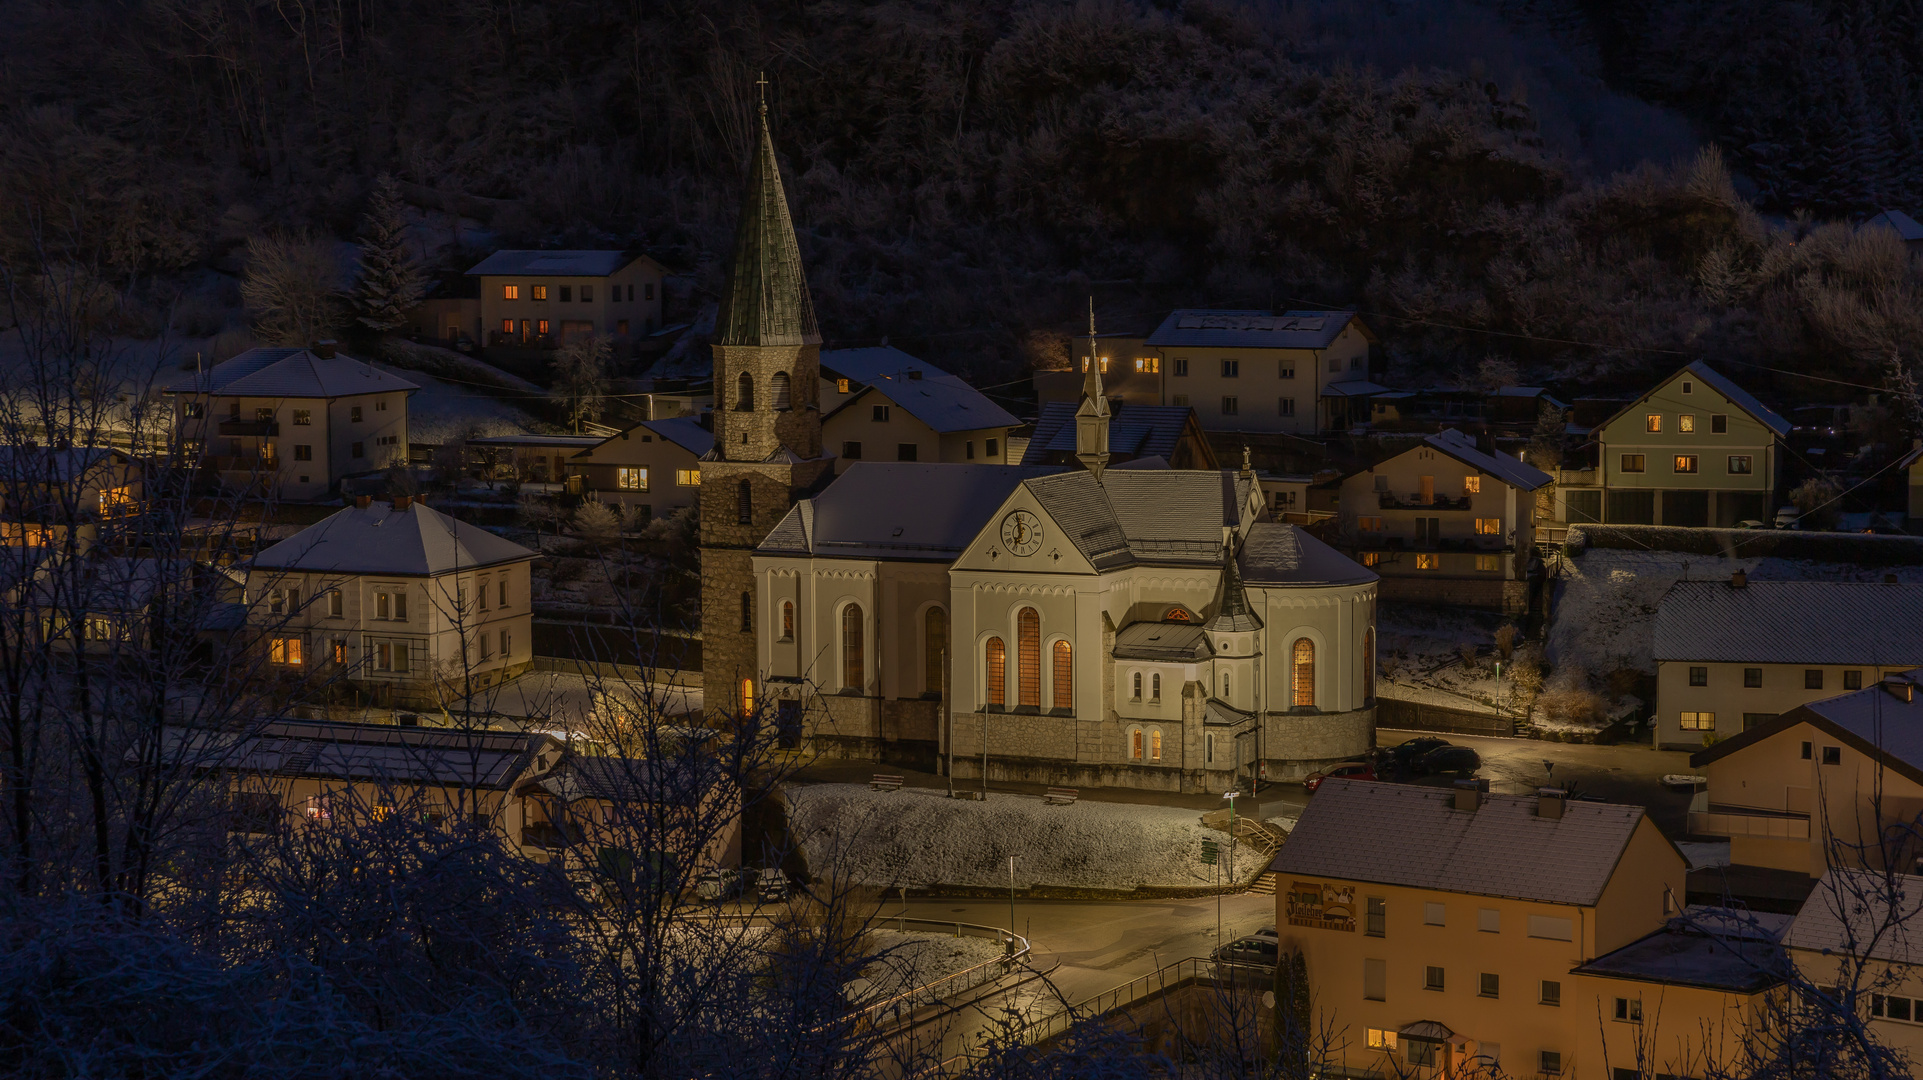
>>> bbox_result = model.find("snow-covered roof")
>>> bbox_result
[1146,309,1365,350]
[179,719,551,790]
[639,416,715,456]
[250,500,538,576]
[467,434,605,449]
[819,346,950,385]
[1240,521,1378,587]
[1272,779,1656,906]
[1573,920,1786,993]
[164,347,419,398]
[525,754,715,806]
[1784,868,1923,963]
[1320,380,1392,398]
[1022,469,1240,571]
[1112,621,1213,662]
[827,374,1019,434]
[1022,402,1199,463]
[1601,362,1789,438]
[1692,674,1923,781]
[1868,209,1923,243]
[465,250,655,277]
[1420,428,1554,491]
[758,463,1063,561]
[1653,580,1923,664]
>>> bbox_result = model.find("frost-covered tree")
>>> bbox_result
[241,232,340,346]
[551,334,611,432]
[350,175,428,333]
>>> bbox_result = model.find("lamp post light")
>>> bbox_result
[1223,790,1243,888]
[1007,855,1018,957]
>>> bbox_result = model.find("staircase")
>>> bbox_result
[1247,871,1280,896]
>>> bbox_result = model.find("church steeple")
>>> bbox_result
[1074,297,1111,481]
[715,83,820,348]
[1203,535,1261,633]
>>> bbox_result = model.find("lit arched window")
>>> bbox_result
[1017,608,1041,707]
[736,371,755,410]
[772,370,792,411]
[841,604,864,690]
[781,600,794,641]
[1130,727,1144,760]
[1150,728,1162,762]
[1293,638,1316,708]
[739,591,752,633]
[1052,640,1072,709]
[1363,627,1375,702]
[737,479,752,525]
[739,677,754,716]
[924,607,947,696]
[986,637,1006,706]
[1151,672,1161,701]
[1131,671,1142,700]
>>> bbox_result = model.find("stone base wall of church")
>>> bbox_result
[1258,707,1375,781]
[946,755,1203,794]
[946,710,1082,765]
[798,693,942,770]
[1376,575,1528,614]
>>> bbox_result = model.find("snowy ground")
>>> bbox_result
[373,362,540,445]
[850,929,1008,1005]
[1676,841,1732,871]
[785,784,1247,891]
[1375,604,1517,711]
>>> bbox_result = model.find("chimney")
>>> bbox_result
[355,495,371,509]
[1452,778,1487,812]
[1537,788,1567,820]
[1886,574,1899,585]
[1885,675,1916,704]
[314,339,337,359]
[1729,570,1747,588]
[392,495,412,512]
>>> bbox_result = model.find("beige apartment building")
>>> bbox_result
[1334,428,1551,612]
[246,496,539,706]
[468,250,667,345]
[570,415,714,520]
[1785,868,1923,1062]
[1594,361,1789,527]
[1272,779,1695,1079]
[1689,673,1923,876]
[1652,577,1923,747]
[165,345,415,501]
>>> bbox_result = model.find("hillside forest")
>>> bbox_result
[3,0,1923,404]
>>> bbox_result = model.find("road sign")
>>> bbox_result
[1201,839,1219,865]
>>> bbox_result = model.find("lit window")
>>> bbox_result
[501,319,514,334]
[270,637,303,666]
[98,487,134,516]
[1416,553,1440,570]
[292,409,311,425]
[1358,516,1384,532]
[1645,414,1662,432]
[1052,640,1072,709]
[841,605,865,690]
[740,677,754,716]
[986,637,1007,706]
[675,469,701,486]
[617,467,649,491]
[1292,638,1315,707]
[781,601,795,642]
[537,319,550,335]
[1679,711,1715,731]
[1361,551,1381,567]
[531,285,547,301]
[1017,608,1041,706]
[1366,1029,1398,1052]
[1463,476,1481,494]
[1475,518,1502,536]
[837,378,851,393]
[503,285,519,300]
[1674,455,1699,473]
[1679,414,1696,433]
[1149,728,1162,762]
[1475,554,1500,571]
[1130,727,1143,760]
[1135,357,1160,373]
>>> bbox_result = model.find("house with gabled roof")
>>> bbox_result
[245,495,539,706]
[1689,671,1923,876]
[467,249,667,344]
[1273,778,1689,1080]
[1593,361,1790,527]
[821,367,1020,470]
[1145,309,1382,434]
[1334,428,1552,612]
[1653,576,1923,748]
[569,415,716,519]
[164,343,417,501]
[1783,867,1923,1061]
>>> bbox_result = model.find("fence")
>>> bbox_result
[1376,696,1514,737]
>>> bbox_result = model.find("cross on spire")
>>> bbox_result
[756,71,769,116]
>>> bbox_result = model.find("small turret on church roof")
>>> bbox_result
[1203,535,1262,633]
[714,89,820,348]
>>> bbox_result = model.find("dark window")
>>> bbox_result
[1541,1051,1563,1075]
[1894,997,1914,1022]
[1222,359,1239,377]
[1845,670,1863,690]
[645,283,654,300]
[1540,980,1561,1006]
[293,445,312,461]
[1744,667,1763,688]
[771,371,792,411]
[986,438,999,458]
[966,441,975,460]
[1174,357,1189,376]
[842,441,862,460]
[736,372,754,411]
[581,285,593,302]
[1405,1041,1438,1068]
[872,405,890,422]
[1221,395,1239,415]
[775,699,802,749]
[1711,414,1728,433]
[1801,741,1813,760]
[1805,669,1824,690]
[1278,397,1296,416]
[1823,746,1842,765]
[1743,713,1777,730]
[1615,997,1642,1022]
[736,479,752,525]
[351,406,363,423]
[1479,973,1499,998]
[351,442,364,458]
[1689,666,1708,686]
[1728,455,1753,474]
[1620,453,1646,473]
[897,443,918,462]
[1424,966,1444,991]
[1366,897,1386,937]
[559,285,572,302]
[739,592,752,633]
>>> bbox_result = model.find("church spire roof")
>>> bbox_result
[1203,534,1262,633]
[715,82,821,347]
[1074,296,1111,481]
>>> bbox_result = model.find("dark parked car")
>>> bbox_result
[1304,761,1377,792]
[1372,737,1451,779]
[1415,745,1482,779]
[1212,935,1281,970]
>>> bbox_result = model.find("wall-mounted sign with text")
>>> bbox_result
[1287,880,1357,932]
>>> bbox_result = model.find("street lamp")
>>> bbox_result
[1223,790,1243,888]
[1006,855,1018,958]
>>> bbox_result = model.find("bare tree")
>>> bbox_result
[240,233,340,347]
[551,335,611,433]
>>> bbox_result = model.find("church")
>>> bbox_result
[700,99,1379,793]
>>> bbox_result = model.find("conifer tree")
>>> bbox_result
[350,174,428,332]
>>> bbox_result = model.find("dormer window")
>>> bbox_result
[1165,608,1191,622]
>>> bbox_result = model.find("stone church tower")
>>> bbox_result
[700,97,833,716]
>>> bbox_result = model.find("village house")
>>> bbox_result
[465,433,606,486]
[1591,362,1789,527]
[510,752,741,876]
[1033,333,1165,410]
[1783,868,1923,1062]
[0,446,141,550]
[821,366,1019,470]
[468,250,667,345]
[164,344,416,501]
[1334,428,1552,612]
[1272,779,1691,1079]
[1652,576,1923,748]
[245,496,539,707]
[1146,309,1382,434]
[1688,671,1923,877]
[569,415,714,520]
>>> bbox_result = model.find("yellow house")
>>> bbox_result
[1593,362,1788,527]
[510,752,742,877]
[1783,868,1923,1064]
[1688,672,1923,877]
[1271,779,1687,1078]
[569,416,714,520]
[1652,576,1923,748]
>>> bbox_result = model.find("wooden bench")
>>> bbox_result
[1043,786,1079,806]
[870,774,905,792]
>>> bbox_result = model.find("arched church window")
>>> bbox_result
[737,479,752,525]
[1151,672,1161,701]
[740,677,754,716]
[1130,727,1144,760]
[1363,627,1375,702]
[1150,728,1162,762]
[986,637,1006,706]
[924,607,947,696]
[1165,608,1191,622]
[1017,608,1041,707]
[736,371,755,411]
[780,600,794,641]
[1221,671,1231,699]
[841,604,865,691]
[1131,671,1142,701]
[1052,640,1072,709]
[772,371,792,411]
[1292,638,1316,708]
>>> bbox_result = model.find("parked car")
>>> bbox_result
[1304,761,1377,791]
[1774,506,1802,529]
[755,868,792,904]
[694,868,742,901]
[1414,745,1482,779]
[1212,935,1281,970]
[1372,737,1451,779]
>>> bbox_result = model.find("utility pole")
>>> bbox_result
[943,646,953,798]
[1007,856,1018,956]
[1224,790,1241,889]
[982,710,989,798]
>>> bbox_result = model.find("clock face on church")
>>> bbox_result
[1000,510,1043,556]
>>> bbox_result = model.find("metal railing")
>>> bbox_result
[1015,956,1216,1045]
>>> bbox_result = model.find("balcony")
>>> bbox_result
[206,456,279,472]
[520,821,577,850]
[1688,802,1810,841]
[1379,492,1472,511]
[218,419,279,437]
